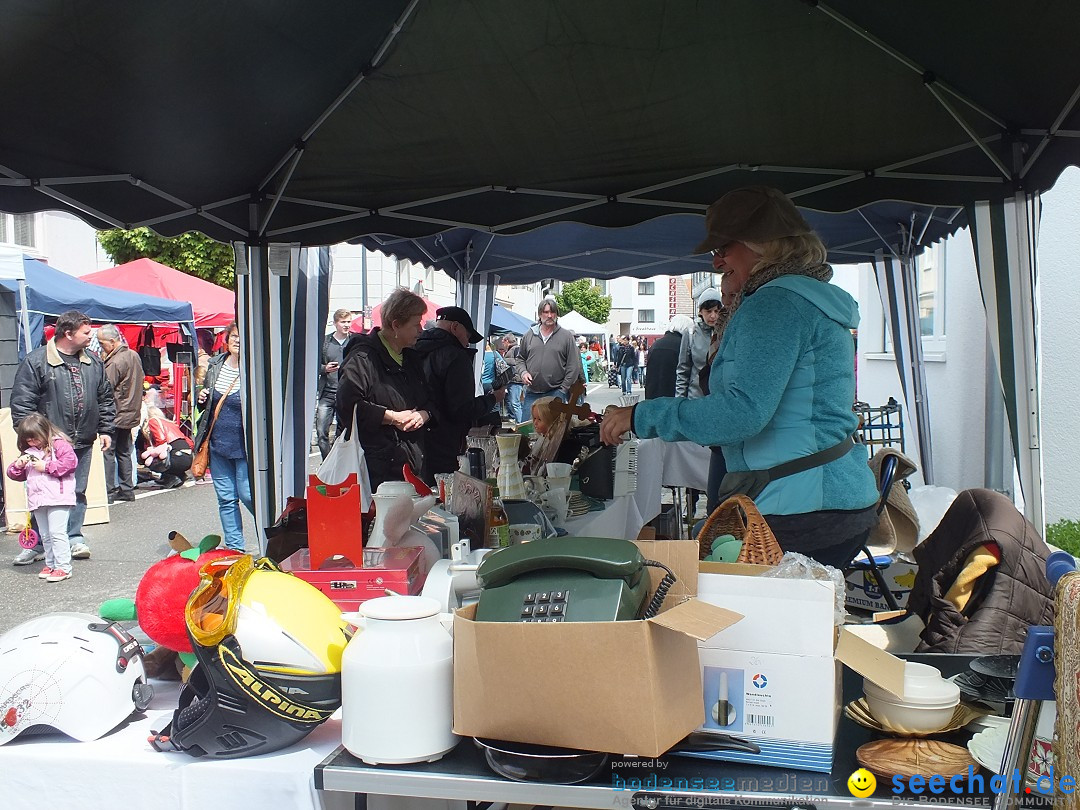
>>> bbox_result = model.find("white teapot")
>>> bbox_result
[340,596,458,764]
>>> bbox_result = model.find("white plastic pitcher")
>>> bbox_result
[340,596,459,765]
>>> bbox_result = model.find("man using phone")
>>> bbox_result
[316,309,354,458]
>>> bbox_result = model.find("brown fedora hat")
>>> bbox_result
[693,186,813,254]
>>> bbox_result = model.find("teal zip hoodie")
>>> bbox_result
[633,275,878,515]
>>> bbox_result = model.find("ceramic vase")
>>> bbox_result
[495,433,528,499]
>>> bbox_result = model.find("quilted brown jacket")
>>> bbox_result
[907,488,1054,654]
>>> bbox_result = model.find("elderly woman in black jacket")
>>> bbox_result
[336,288,432,492]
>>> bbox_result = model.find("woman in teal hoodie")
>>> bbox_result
[601,187,879,567]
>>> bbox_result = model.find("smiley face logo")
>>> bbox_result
[847,768,877,797]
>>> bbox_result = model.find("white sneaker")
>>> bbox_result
[70,543,91,560]
[13,548,45,565]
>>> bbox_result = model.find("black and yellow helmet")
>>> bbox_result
[151,556,349,759]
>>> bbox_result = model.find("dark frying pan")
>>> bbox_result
[473,737,609,784]
[475,731,762,784]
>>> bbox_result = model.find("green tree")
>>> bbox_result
[554,279,611,325]
[96,228,236,288]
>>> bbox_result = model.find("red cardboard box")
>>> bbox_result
[280,546,426,612]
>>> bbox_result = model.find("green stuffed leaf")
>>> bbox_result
[197,534,223,555]
[100,598,137,621]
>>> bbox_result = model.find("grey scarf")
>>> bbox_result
[742,259,833,297]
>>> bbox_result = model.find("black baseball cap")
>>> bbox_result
[436,306,483,344]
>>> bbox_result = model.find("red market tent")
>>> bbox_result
[370,297,441,329]
[84,258,235,329]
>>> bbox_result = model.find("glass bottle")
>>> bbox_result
[486,482,510,548]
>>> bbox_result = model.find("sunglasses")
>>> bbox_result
[186,554,277,647]
[710,243,732,258]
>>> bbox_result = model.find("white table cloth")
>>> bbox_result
[0,679,350,810]
[655,439,712,490]
[560,438,710,539]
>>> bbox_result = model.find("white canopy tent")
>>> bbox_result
[558,310,607,337]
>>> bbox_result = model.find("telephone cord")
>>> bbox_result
[642,560,677,619]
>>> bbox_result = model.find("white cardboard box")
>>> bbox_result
[696,562,904,773]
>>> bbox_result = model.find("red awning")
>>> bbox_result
[83,258,235,329]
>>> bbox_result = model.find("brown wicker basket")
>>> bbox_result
[695,494,784,566]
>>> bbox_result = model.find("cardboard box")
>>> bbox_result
[695,562,905,772]
[844,557,918,612]
[453,540,743,757]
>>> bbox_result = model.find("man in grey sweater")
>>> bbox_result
[518,298,583,417]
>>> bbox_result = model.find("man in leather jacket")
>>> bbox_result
[10,310,116,563]
[413,306,498,479]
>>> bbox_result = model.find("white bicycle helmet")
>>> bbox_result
[0,612,153,744]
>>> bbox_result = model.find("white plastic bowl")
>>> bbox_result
[863,662,960,734]
[863,693,958,734]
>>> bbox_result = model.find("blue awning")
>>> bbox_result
[0,255,195,351]
[489,303,534,335]
[354,205,965,283]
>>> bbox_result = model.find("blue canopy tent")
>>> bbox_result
[489,303,534,336]
[357,204,965,482]
[0,256,196,355]
[356,206,965,282]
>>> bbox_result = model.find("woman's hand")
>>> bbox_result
[384,409,427,431]
[399,409,428,432]
[599,405,634,445]
[197,388,209,406]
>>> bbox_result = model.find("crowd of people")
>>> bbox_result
[332,295,590,492]
[6,311,251,575]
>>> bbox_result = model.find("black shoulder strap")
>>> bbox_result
[765,434,857,482]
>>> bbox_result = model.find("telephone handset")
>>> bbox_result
[474,537,673,623]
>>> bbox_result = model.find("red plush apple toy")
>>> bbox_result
[135,534,239,653]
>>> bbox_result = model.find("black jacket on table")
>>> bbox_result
[413,327,496,478]
[335,328,429,491]
[10,339,116,449]
[644,330,682,400]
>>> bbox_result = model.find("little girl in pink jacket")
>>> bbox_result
[7,412,78,582]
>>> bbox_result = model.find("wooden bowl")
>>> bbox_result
[856,738,979,779]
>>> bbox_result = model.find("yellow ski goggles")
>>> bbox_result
[186,555,281,647]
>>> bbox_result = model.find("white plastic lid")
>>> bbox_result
[359,595,441,621]
[864,662,960,706]
[374,481,417,497]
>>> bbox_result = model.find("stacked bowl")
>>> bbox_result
[864,662,961,735]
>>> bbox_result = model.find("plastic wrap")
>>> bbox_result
[759,551,847,626]
[907,484,958,542]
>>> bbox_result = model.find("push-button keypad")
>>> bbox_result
[520,590,570,621]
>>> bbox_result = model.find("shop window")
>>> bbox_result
[883,243,946,355]
[0,213,37,249]
[637,309,655,323]
[637,281,655,295]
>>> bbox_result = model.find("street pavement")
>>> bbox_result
[0,376,643,635]
[0,478,257,635]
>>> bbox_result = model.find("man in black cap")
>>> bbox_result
[414,306,500,479]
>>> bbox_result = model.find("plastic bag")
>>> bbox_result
[760,551,848,626]
[316,412,373,511]
[907,484,959,543]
